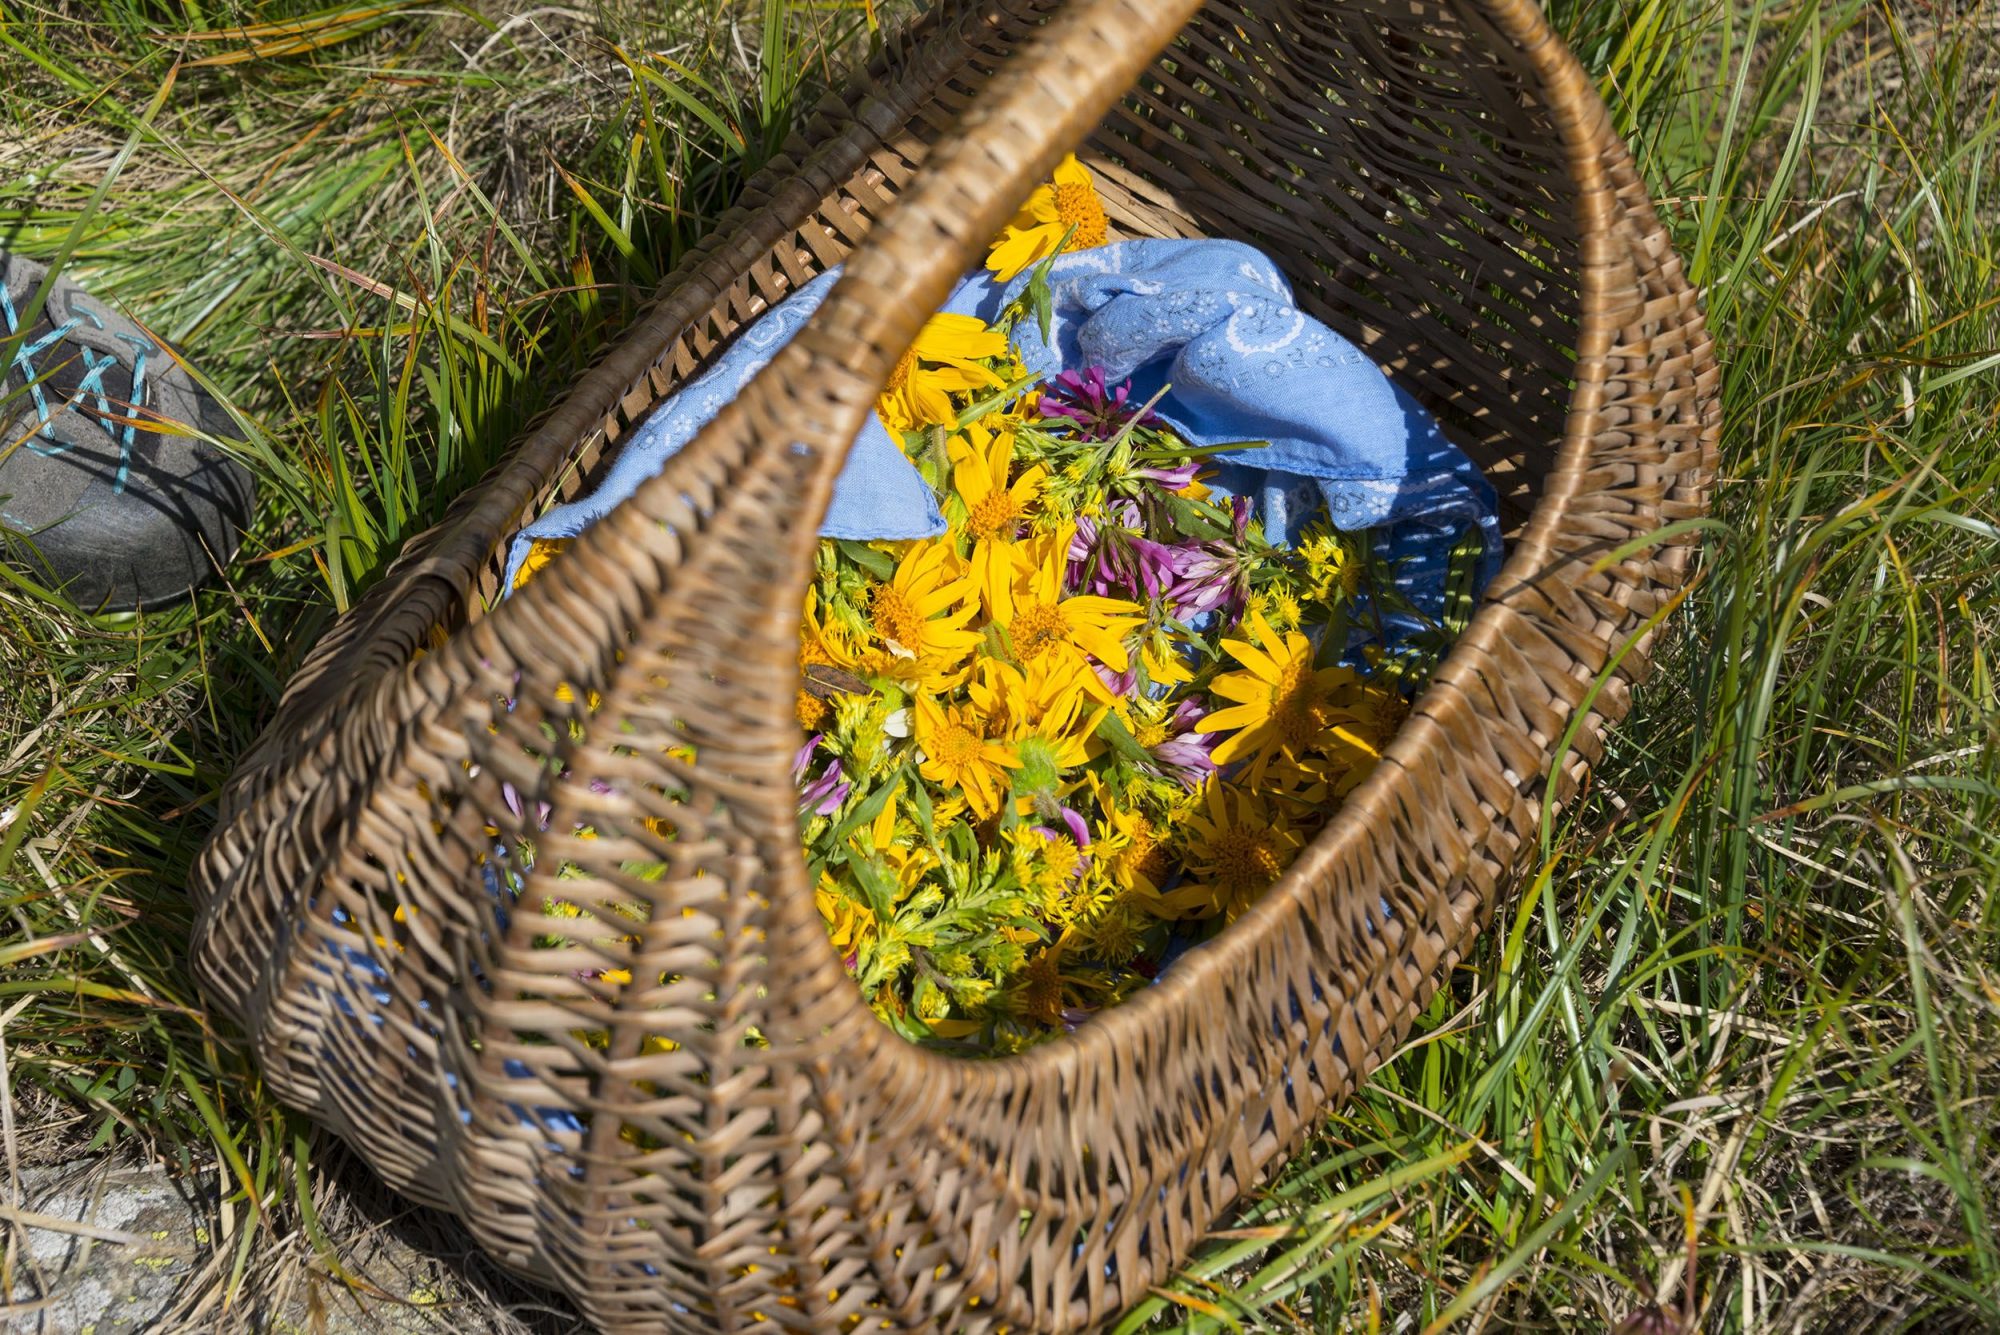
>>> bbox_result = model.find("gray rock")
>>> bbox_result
[3,1161,209,1334]
[4,1157,568,1333]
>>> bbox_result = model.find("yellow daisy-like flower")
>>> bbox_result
[1098,804,1171,898]
[512,537,569,590]
[816,870,876,956]
[864,539,983,691]
[949,420,1047,616]
[1315,679,1408,791]
[1006,944,1070,1027]
[913,696,1020,820]
[1196,609,1373,782]
[797,590,862,730]
[1161,783,1304,922]
[969,655,1101,759]
[998,526,1143,705]
[986,154,1109,282]
[877,313,1009,434]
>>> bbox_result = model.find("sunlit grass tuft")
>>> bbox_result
[1130,1,2000,1328]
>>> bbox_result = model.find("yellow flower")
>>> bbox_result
[1162,783,1303,922]
[864,539,983,691]
[949,421,1046,616]
[1299,523,1363,602]
[1197,609,1372,782]
[1074,892,1151,966]
[797,591,863,729]
[997,526,1143,704]
[859,782,937,898]
[877,313,1009,434]
[969,655,1101,757]
[913,696,1020,819]
[1005,824,1087,920]
[1094,799,1172,898]
[1007,945,1070,1027]
[986,154,1109,282]
[512,537,569,589]
[1311,680,1408,793]
[817,870,876,956]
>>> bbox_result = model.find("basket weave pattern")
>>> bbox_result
[190,0,1718,1328]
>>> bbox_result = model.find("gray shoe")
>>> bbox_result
[0,254,254,612]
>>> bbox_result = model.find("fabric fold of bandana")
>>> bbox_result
[503,239,1501,629]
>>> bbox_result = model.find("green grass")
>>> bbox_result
[2,0,1996,1329]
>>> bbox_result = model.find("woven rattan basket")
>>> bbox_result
[190,0,1717,1327]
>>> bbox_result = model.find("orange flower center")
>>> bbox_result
[967,490,1024,543]
[1271,657,1333,752]
[1359,692,1410,752]
[1114,816,1168,885]
[886,347,918,394]
[796,690,828,730]
[1208,827,1285,896]
[1054,181,1108,249]
[870,583,925,649]
[1016,950,1065,1025]
[1010,601,1068,659]
[930,719,984,768]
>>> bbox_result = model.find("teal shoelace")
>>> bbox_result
[1,280,153,494]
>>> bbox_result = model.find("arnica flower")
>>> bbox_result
[986,154,1110,282]
[914,695,1019,819]
[1041,366,1153,443]
[792,734,850,817]
[998,526,1145,705]
[877,313,1010,434]
[798,592,861,730]
[950,421,1046,616]
[816,870,874,966]
[1007,945,1070,1027]
[1162,783,1304,922]
[969,656,1101,760]
[1092,795,1173,898]
[1067,498,1179,601]
[1163,496,1254,624]
[865,539,983,691]
[1198,608,1373,783]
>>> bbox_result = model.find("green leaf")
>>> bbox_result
[836,539,897,581]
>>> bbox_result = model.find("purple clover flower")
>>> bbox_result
[1163,496,1254,625]
[1041,366,1154,442]
[1146,698,1221,789]
[500,780,553,831]
[792,734,851,817]
[1129,458,1203,492]
[1067,499,1181,601]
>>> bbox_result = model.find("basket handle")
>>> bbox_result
[645,0,1208,547]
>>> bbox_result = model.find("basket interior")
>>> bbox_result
[466,0,1580,615]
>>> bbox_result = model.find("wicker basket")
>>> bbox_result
[190,0,1716,1328]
